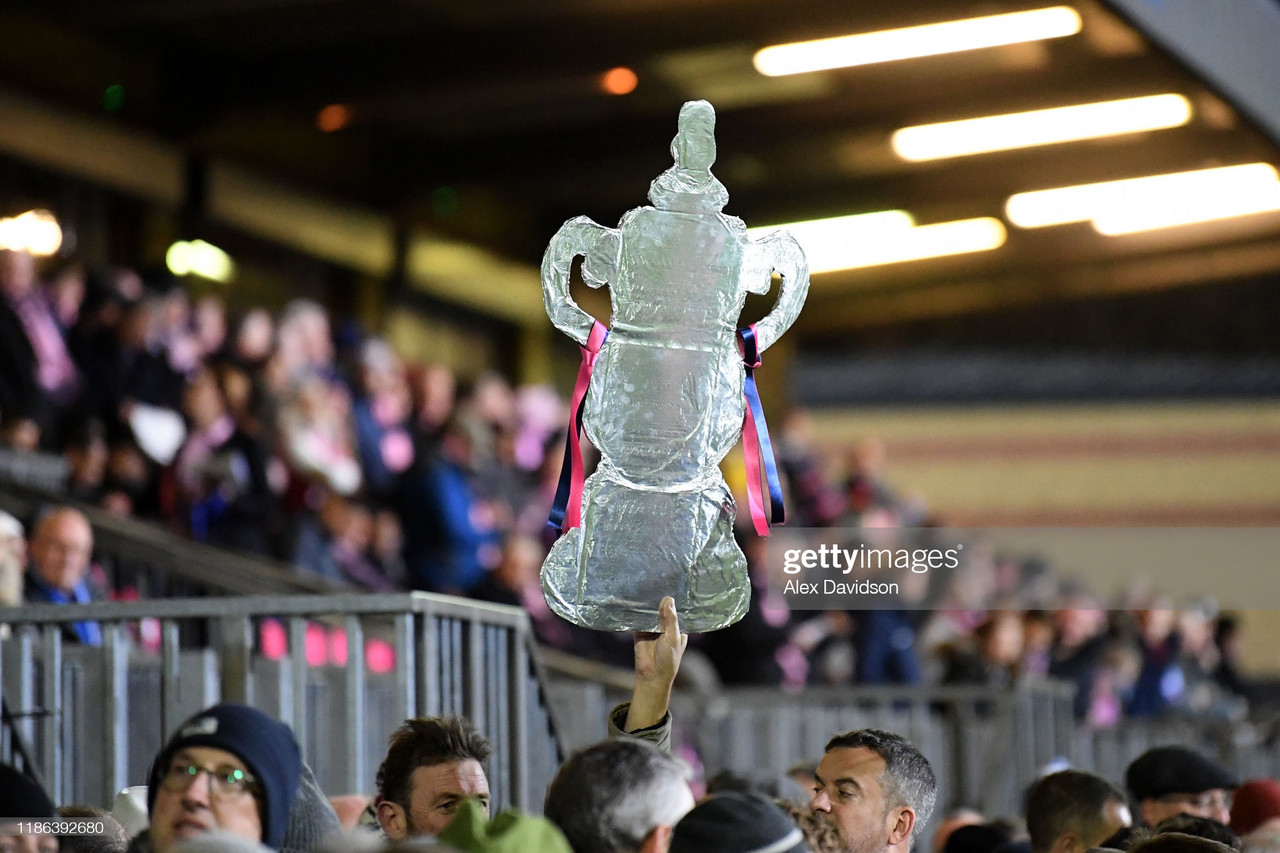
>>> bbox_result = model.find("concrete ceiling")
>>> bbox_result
[2,0,1279,354]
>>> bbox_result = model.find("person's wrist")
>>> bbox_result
[624,687,671,730]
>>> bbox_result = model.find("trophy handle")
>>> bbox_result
[541,215,619,345]
[749,229,810,354]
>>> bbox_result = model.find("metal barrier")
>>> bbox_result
[0,483,342,598]
[677,680,1077,821]
[0,594,565,811]
[1078,715,1280,793]
[0,449,68,495]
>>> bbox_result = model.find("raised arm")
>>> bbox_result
[625,596,687,732]
[608,596,687,750]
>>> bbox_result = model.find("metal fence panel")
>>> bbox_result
[0,593,563,810]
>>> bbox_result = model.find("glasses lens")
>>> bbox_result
[162,763,255,797]
[212,766,257,797]
[163,763,197,790]
[214,767,244,794]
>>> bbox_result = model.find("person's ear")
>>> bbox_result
[376,799,407,841]
[887,805,916,849]
[1051,831,1084,853]
[639,824,673,853]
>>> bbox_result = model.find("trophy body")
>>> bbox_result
[540,101,809,632]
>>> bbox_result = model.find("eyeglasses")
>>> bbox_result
[1157,791,1233,811]
[161,762,261,799]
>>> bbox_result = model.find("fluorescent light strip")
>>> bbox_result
[1095,179,1280,234]
[754,6,1082,76]
[750,212,1006,272]
[892,94,1193,162]
[1007,164,1280,228]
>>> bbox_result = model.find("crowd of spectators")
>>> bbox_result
[0,247,1255,726]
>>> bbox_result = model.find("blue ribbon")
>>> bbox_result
[546,390,588,538]
[546,328,608,540]
[739,326,786,526]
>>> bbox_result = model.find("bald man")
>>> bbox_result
[23,507,103,645]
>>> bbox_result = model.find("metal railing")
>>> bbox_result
[1078,714,1280,793]
[0,486,343,599]
[677,679,1077,820]
[539,651,1078,820]
[0,594,565,810]
[0,449,68,496]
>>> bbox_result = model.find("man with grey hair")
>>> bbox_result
[542,595,692,852]
[543,737,695,853]
[811,728,937,853]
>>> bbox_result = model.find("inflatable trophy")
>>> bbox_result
[541,100,809,632]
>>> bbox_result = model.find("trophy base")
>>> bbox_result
[540,477,750,633]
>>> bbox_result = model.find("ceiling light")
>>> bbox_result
[891,94,1192,162]
[749,211,1006,272]
[1006,163,1280,228]
[1094,175,1280,234]
[600,67,638,96]
[753,6,1082,76]
[316,104,352,133]
[167,239,235,283]
[0,210,63,256]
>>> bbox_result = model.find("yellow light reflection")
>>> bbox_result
[892,94,1192,162]
[1004,163,1280,234]
[754,6,1082,76]
[750,212,1006,272]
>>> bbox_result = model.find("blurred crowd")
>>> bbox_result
[0,248,1254,725]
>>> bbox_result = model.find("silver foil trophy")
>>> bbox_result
[541,100,809,632]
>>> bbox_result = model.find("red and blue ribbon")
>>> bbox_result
[547,321,609,538]
[739,324,785,536]
[547,321,784,540]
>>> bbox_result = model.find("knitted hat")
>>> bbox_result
[0,763,56,818]
[670,791,807,853]
[436,800,571,853]
[147,704,302,850]
[1230,779,1280,835]
[279,763,341,853]
[1126,748,1237,801]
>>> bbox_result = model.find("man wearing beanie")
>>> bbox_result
[1125,747,1237,827]
[670,791,808,853]
[129,703,303,853]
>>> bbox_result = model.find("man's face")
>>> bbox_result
[379,759,490,839]
[30,511,93,593]
[1139,789,1232,827]
[149,747,263,853]
[812,746,906,853]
